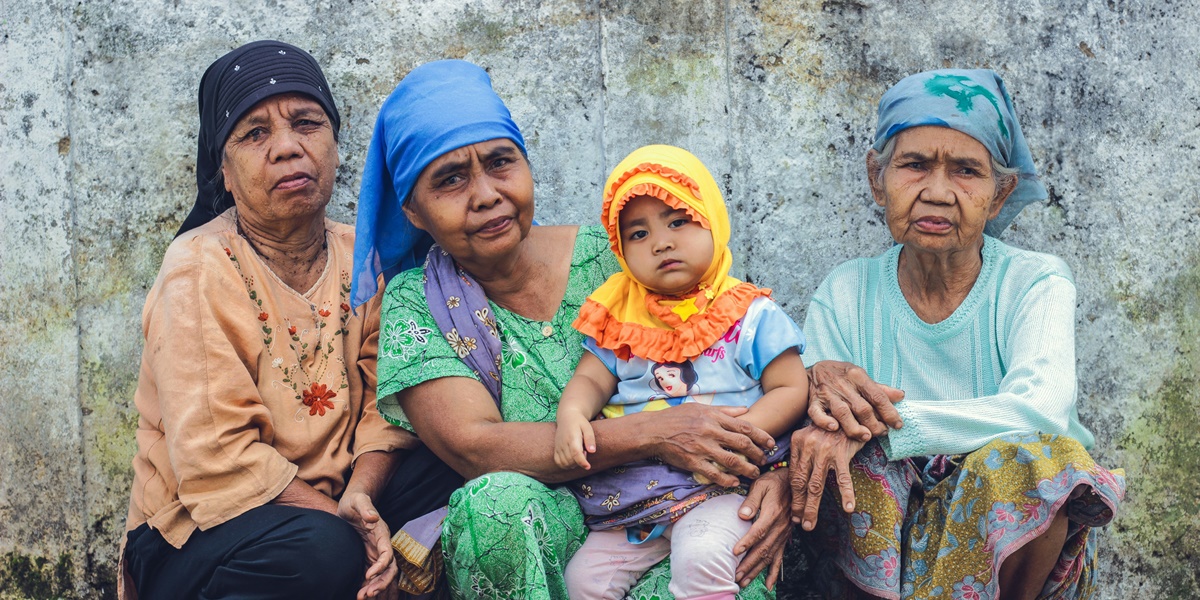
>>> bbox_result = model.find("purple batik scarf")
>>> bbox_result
[393,245,503,585]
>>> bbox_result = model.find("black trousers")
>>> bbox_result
[126,446,465,600]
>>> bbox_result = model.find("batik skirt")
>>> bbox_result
[809,433,1124,599]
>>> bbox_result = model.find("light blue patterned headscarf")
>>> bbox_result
[350,60,526,308]
[873,69,1047,237]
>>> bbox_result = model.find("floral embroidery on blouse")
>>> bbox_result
[226,248,351,419]
[380,318,434,362]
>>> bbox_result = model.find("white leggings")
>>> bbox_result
[564,493,750,600]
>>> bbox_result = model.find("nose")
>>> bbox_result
[920,166,955,205]
[468,170,503,212]
[652,232,675,254]
[268,127,305,163]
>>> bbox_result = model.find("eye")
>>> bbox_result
[241,127,267,142]
[294,118,323,131]
[626,229,648,241]
[489,156,513,170]
[957,166,981,176]
[901,161,925,170]
[436,174,464,188]
[668,218,690,228]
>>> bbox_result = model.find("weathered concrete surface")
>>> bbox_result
[1,0,1197,597]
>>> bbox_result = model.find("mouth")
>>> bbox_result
[274,171,314,191]
[913,216,953,233]
[475,215,514,235]
[657,258,683,270]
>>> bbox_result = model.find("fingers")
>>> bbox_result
[807,400,841,432]
[581,422,596,454]
[691,456,741,489]
[765,549,784,591]
[711,414,772,465]
[827,396,873,441]
[833,450,857,513]
[363,528,393,581]
[847,367,905,430]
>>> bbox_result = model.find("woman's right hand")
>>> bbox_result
[647,403,776,488]
[807,360,905,441]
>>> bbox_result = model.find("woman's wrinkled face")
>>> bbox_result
[403,138,534,267]
[618,195,714,296]
[221,93,338,226]
[870,126,1011,255]
[654,366,686,396]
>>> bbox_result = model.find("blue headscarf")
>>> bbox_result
[873,69,1047,237]
[350,60,526,308]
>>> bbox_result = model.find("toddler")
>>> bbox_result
[557,145,809,600]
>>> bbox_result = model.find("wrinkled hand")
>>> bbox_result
[807,361,905,441]
[554,411,597,470]
[651,403,776,488]
[338,492,398,600]
[733,468,792,590]
[789,426,867,532]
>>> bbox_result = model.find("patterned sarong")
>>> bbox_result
[810,434,1124,599]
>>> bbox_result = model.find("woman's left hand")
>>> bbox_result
[732,468,792,590]
[338,492,399,600]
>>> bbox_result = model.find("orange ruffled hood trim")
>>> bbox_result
[575,144,770,361]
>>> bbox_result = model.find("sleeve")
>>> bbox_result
[801,278,859,362]
[350,288,421,458]
[736,298,807,379]
[146,260,297,531]
[375,268,477,432]
[583,337,620,376]
[880,274,1087,459]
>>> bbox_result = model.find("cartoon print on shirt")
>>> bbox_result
[649,360,714,405]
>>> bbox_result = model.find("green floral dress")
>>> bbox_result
[377,225,771,600]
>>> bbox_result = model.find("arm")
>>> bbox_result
[338,451,403,600]
[396,377,774,487]
[554,352,618,470]
[738,348,808,438]
[880,274,1087,459]
[803,293,905,441]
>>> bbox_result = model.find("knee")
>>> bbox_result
[447,471,550,518]
[285,511,365,595]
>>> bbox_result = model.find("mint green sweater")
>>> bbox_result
[803,236,1095,460]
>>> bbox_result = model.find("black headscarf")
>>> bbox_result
[176,40,341,237]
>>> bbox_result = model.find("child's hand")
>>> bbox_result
[554,410,596,470]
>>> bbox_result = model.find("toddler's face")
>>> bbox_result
[618,195,714,296]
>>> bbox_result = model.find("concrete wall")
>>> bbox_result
[2,0,1196,597]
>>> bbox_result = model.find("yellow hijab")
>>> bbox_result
[573,145,770,363]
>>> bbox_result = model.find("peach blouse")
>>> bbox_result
[125,209,417,549]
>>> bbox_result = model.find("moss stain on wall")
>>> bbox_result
[1113,256,1200,596]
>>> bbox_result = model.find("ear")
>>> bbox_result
[401,195,428,232]
[866,149,887,207]
[989,175,1018,220]
[221,153,233,193]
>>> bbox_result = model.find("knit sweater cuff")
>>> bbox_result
[880,401,924,460]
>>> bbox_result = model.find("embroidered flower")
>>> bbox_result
[579,483,593,499]
[288,325,298,336]
[445,328,478,358]
[646,480,659,490]
[271,357,284,369]
[318,308,331,317]
[258,312,269,321]
[446,296,461,309]
[601,492,621,511]
[223,247,231,256]
[340,302,350,313]
[302,383,337,416]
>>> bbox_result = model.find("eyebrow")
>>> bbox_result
[622,206,686,230]
[895,151,987,170]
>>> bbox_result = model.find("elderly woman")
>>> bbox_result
[351,60,794,599]
[121,41,420,600]
[787,69,1125,599]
